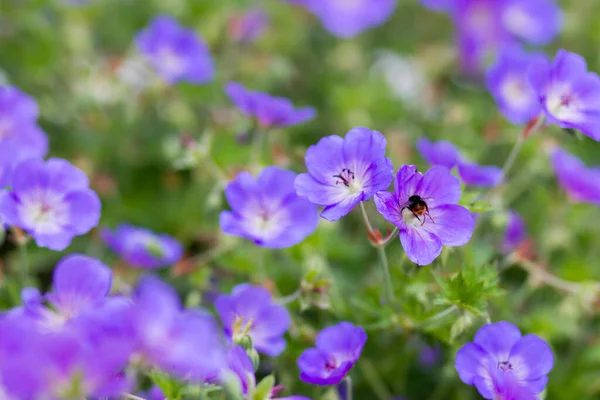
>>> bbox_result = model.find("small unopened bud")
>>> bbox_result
[248,348,260,372]
[236,334,253,351]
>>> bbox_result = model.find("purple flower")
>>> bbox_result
[139,386,165,400]
[225,82,315,129]
[285,0,396,38]
[297,322,366,386]
[135,15,214,85]
[228,8,269,44]
[455,321,553,399]
[486,45,546,124]
[0,158,101,251]
[529,49,600,141]
[132,276,227,381]
[215,284,291,357]
[432,0,561,74]
[15,255,113,330]
[550,147,600,205]
[295,127,394,221]
[374,165,475,265]
[501,0,561,45]
[417,138,502,187]
[225,346,310,399]
[416,138,461,169]
[220,167,319,248]
[101,224,183,269]
[502,210,527,254]
[420,0,454,12]
[0,86,48,187]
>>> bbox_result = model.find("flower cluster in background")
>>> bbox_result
[1,0,600,399]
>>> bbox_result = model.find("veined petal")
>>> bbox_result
[417,165,461,207]
[374,190,403,228]
[509,334,554,385]
[399,226,442,266]
[320,194,362,222]
[343,127,387,179]
[304,135,346,185]
[422,204,474,246]
[474,321,522,364]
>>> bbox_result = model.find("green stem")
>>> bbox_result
[377,246,396,306]
[417,305,459,328]
[19,243,30,286]
[359,202,375,234]
[345,376,353,400]
[381,227,399,247]
[277,289,302,305]
[358,359,391,400]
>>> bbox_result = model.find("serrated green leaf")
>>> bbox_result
[436,264,503,316]
[148,370,185,400]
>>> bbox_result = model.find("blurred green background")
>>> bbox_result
[2,0,600,399]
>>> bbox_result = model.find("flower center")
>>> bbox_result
[157,47,186,77]
[402,195,433,227]
[324,355,338,372]
[333,168,355,187]
[19,193,68,235]
[497,361,513,372]
[232,315,254,342]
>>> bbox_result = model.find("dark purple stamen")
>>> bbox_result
[333,168,355,187]
[497,361,513,372]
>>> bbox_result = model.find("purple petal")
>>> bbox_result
[46,158,90,192]
[374,190,403,227]
[501,0,561,45]
[11,158,48,194]
[65,190,101,235]
[342,127,388,179]
[295,174,347,206]
[393,165,423,205]
[399,226,443,266]
[455,342,489,385]
[320,194,362,222]
[35,232,75,251]
[474,321,522,364]
[457,162,502,187]
[423,204,474,246]
[551,148,600,205]
[509,334,554,385]
[417,165,461,207]
[304,135,346,185]
[416,138,461,169]
[502,210,527,253]
[49,255,112,317]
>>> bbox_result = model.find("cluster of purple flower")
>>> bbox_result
[421,0,561,75]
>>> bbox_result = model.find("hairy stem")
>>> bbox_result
[377,246,396,305]
[122,394,145,400]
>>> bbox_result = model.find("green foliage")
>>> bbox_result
[436,263,503,317]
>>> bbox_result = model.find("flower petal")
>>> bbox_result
[320,194,362,222]
[474,321,522,364]
[416,138,461,169]
[417,165,461,207]
[509,334,554,385]
[457,162,502,187]
[295,173,347,206]
[393,165,423,205]
[343,127,387,179]
[455,342,489,385]
[399,226,442,266]
[422,204,474,247]
[304,135,346,185]
[65,189,101,234]
[374,190,403,228]
[49,255,112,316]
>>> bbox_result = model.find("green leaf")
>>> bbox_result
[435,264,503,317]
[252,375,275,400]
[148,370,186,400]
[450,313,474,341]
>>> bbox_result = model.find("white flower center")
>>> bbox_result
[333,168,363,195]
[18,191,69,234]
[500,75,532,109]
[502,5,535,37]
[157,47,186,77]
[546,85,584,122]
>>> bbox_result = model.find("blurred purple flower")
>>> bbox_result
[0,86,48,187]
[0,158,101,251]
[139,386,165,400]
[374,165,474,266]
[501,0,561,45]
[486,45,546,125]
[455,321,553,399]
[215,284,291,357]
[132,276,227,381]
[425,0,561,74]
[417,138,502,187]
[225,82,315,128]
[135,15,214,85]
[286,0,396,38]
[224,346,309,399]
[295,127,394,221]
[101,224,183,269]
[220,167,319,248]
[529,49,600,141]
[15,255,113,330]
[298,322,366,386]
[228,8,269,44]
[551,147,600,205]
[416,138,461,169]
[502,210,527,254]
[418,342,441,367]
